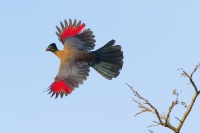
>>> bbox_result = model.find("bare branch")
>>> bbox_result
[128,83,178,131]
[129,63,200,133]
[165,89,181,124]
[178,64,200,93]
[128,85,164,125]
[165,100,178,123]
[175,117,182,122]
[175,64,200,132]
[134,109,149,117]
[176,92,199,132]
[189,75,198,93]
[190,63,200,78]
[147,121,160,128]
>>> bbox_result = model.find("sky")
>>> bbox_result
[0,0,200,133]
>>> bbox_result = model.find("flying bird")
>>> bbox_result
[46,19,123,98]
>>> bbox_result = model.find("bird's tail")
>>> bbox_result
[89,40,123,80]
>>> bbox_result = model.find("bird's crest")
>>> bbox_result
[56,19,85,43]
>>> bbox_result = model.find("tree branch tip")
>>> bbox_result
[126,82,133,88]
[134,110,147,117]
[187,83,191,85]
[147,124,160,128]
[148,130,154,133]
[175,117,182,123]
[177,68,183,71]
[125,82,129,86]
[196,63,200,67]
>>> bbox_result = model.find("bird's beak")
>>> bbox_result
[46,47,50,51]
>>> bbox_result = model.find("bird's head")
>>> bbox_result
[46,43,58,52]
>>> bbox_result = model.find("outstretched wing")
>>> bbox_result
[63,61,90,91]
[47,61,90,98]
[56,19,96,52]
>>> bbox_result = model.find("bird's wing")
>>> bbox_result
[56,19,96,52]
[47,61,90,98]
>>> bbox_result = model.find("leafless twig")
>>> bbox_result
[129,64,200,133]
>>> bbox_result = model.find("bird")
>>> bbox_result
[46,19,124,98]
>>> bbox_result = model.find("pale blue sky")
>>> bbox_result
[1,0,200,133]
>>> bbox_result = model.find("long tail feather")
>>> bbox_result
[89,40,123,80]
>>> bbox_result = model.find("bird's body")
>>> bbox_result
[46,19,123,98]
[54,44,93,62]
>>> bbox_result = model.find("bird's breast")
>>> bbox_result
[54,46,94,62]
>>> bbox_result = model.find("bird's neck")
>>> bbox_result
[53,50,63,59]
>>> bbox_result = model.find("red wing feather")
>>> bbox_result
[56,19,96,52]
[50,80,72,94]
[60,23,85,41]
